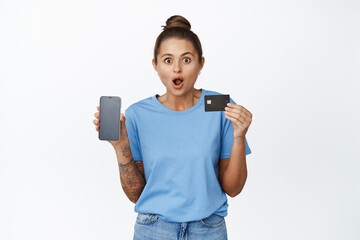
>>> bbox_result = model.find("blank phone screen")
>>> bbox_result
[99,96,121,141]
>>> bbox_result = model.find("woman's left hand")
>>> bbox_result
[224,103,252,139]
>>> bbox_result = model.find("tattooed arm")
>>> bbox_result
[114,141,146,204]
[93,108,145,204]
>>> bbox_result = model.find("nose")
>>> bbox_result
[173,60,181,73]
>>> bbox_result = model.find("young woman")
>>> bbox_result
[93,15,252,240]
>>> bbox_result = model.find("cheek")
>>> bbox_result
[186,66,200,76]
[158,70,168,78]
[157,71,170,83]
[157,65,170,74]
[156,67,166,77]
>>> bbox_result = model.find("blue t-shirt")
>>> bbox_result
[124,88,251,223]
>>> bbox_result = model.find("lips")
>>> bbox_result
[172,77,184,85]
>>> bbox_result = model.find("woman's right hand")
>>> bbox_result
[93,106,129,149]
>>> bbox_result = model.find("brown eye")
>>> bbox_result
[183,57,190,63]
[165,58,171,63]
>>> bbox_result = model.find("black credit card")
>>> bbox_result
[204,94,230,112]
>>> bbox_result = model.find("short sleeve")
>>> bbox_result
[219,98,252,159]
[124,107,143,161]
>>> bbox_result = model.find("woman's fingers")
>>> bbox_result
[120,113,128,137]
[94,106,100,131]
[94,106,100,120]
[120,113,125,126]
[93,105,99,127]
[93,106,99,127]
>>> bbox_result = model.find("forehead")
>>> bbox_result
[159,38,196,55]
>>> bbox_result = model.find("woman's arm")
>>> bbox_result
[114,141,146,204]
[220,103,252,197]
[93,107,145,203]
[218,137,247,197]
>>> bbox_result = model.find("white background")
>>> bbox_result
[1,0,359,239]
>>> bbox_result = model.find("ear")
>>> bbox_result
[200,56,205,70]
[152,59,157,71]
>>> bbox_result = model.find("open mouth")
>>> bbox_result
[172,78,184,85]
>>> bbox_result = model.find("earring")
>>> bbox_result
[198,71,201,75]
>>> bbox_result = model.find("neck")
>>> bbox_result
[160,88,201,111]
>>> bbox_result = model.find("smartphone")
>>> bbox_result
[204,94,230,112]
[99,96,121,141]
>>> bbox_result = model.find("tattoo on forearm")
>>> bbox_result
[119,158,146,203]
[135,161,145,179]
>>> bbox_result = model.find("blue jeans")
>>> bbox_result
[133,213,228,240]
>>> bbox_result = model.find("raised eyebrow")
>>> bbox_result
[161,52,194,58]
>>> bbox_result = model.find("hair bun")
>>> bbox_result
[161,15,191,31]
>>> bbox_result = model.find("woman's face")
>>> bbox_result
[152,38,204,94]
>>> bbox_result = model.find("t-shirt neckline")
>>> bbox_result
[152,88,205,115]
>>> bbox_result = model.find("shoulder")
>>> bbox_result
[125,95,153,115]
[204,89,223,95]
